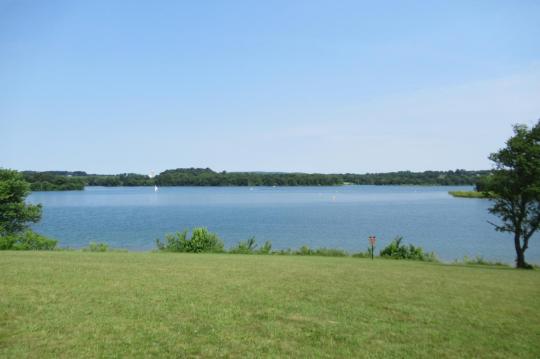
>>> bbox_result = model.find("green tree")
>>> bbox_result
[0,169,42,236]
[485,121,540,269]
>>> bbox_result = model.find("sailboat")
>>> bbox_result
[154,185,159,192]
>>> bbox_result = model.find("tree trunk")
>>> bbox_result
[514,232,530,269]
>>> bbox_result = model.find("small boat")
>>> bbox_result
[154,185,159,192]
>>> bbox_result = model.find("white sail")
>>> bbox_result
[154,185,159,192]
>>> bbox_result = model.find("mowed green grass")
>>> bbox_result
[1,252,539,358]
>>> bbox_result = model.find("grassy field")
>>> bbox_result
[1,252,539,358]
[448,190,492,198]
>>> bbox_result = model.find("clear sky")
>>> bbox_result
[1,0,539,174]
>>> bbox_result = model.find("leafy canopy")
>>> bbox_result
[484,121,540,268]
[487,123,540,236]
[0,169,42,236]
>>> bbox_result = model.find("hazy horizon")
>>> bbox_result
[2,1,539,174]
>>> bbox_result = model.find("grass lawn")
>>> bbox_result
[1,252,539,358]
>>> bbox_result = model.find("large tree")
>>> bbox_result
[485,121,540,268]
[0,169,42,236]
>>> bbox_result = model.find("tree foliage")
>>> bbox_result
[22,171,86,190]
[0,169,42,236]
[0,230,57,250]
[484,121,540,268]
[22,168,490,190]
[155,168,488,187]
[0,169,56,250]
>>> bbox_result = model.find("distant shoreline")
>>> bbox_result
[22,168,488,191]
[29,183,478,192]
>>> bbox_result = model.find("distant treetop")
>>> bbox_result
[20,168,491,190]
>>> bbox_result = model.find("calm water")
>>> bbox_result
[28,186,540,264]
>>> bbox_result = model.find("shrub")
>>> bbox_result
[379,236,437,262]
[82,242,109,252]
[157,230,189,252]
[294,245,347,257]
[295,245,314,255]
[156,228,224,253]
[0,230,57,250]
[229,236,258,254]
[0,235,15,250]
[257,240,272,254]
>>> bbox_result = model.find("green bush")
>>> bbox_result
[82,242,109,252]
[295,245,313,255]
[0,230,57,250]
[379,236,437,262]
[294,245,347,257]
[229,236,258,254]
[156,231,187,252]
[258,240,272,254]
[228,237,273,254]
[156,228,224,253]
[0,235,15,250]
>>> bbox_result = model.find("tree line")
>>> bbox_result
[21,168,490,190]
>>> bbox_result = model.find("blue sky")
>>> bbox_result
[1,0,539,174]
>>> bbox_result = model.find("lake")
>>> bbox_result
[28,186,540,264]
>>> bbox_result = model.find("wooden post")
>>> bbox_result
[369,236,376,260]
